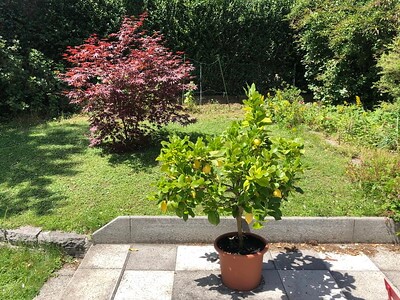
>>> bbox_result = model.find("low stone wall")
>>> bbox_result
[92,216,400,245]
[0,226,90,258]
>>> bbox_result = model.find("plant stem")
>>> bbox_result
[236,206,244,250]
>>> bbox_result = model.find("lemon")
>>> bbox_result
[202,164,212,174]
[273,189,282,198]
[161,201,167,213]
[245,212,253,224]
[253,138,261,146]
[193,160,201,170]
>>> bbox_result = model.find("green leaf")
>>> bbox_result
[252,221,263,229]
[207,211,220,225]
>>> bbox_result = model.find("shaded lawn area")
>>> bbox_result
[0,104,382,234]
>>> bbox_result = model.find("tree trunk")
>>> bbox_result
[236,206,244,250]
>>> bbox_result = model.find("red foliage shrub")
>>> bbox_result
[60,14,194,149]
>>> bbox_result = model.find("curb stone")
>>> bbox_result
[92,216,400,244]
[2,226,90,257]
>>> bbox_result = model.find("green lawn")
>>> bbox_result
[0,104,384,234]
[0,244,63,300]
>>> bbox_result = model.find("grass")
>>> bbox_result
[0,244,64,300]
[0,104,385,234]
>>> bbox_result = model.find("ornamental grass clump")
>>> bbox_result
[151,84,304,248]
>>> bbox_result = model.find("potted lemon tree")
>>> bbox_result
[151,84,304,291]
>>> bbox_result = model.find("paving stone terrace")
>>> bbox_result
[35,243,400,300]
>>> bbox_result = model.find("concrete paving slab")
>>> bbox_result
[368,247,400,271]
[79,244,130,269]
[331,270,388,299]
[271,249,327,270]
[34,274,73,300]
[320,252,379,271]
[382,271,400,292]
[61,268,121,300]
[34,263,78,299]
[278,270,345,299]
[125,244,177,271]
[114,270,174,300]
[172,270,287,300]
[263,251,276,270]
[175,245,220,271]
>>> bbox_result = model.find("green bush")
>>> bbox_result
[0,0,126,120]
[289,0,400,107]
[267,85,400,151]
[0,38,67,119]
[376,35,400,101]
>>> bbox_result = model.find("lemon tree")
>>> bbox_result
[151,84,304,248]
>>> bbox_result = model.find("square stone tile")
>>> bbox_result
[263,251,276,270]
[368,248,400,271]
[278,270,345,299]
[172,270,287,299]
[61,269,121,300]
[175,246,220,271]
[271,249,327,270]
[382,271,400,292]
[114,270,174,300]
[320,252,379,271]
[79,244,130,269]
[126,244,177,271]
[331,270,388,299]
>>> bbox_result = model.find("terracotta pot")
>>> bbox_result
[214,231,268,291]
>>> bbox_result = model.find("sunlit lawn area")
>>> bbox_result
[0,104,383,234]
[0,244,64,300]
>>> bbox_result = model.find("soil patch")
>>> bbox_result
[216,233,266,255]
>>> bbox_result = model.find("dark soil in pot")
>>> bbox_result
[216,233,266,255]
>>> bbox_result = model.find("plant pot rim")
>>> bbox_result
[214,231,268,256]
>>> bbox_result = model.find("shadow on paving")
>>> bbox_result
[193,248,362,300]
[0,121,88,218]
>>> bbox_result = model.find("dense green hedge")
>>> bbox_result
[142,0,300,96]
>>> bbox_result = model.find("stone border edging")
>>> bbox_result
[92,216,399,244]
[0,226,91,257]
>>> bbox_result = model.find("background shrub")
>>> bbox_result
[376,35,400,101]
[0,38,67,119]
[0,0,126,120]
[289,0,400,107]
[61,15,195,150]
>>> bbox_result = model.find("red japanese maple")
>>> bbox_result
[61,14,194,149]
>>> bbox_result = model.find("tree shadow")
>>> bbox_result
[194,273,275,300]
[272,247,363,299]
[192,246,363,299]
[0,122,87,218]
[105,127,213,169]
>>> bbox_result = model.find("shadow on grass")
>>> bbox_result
[105,127,214,169]
[0,121,88,218]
